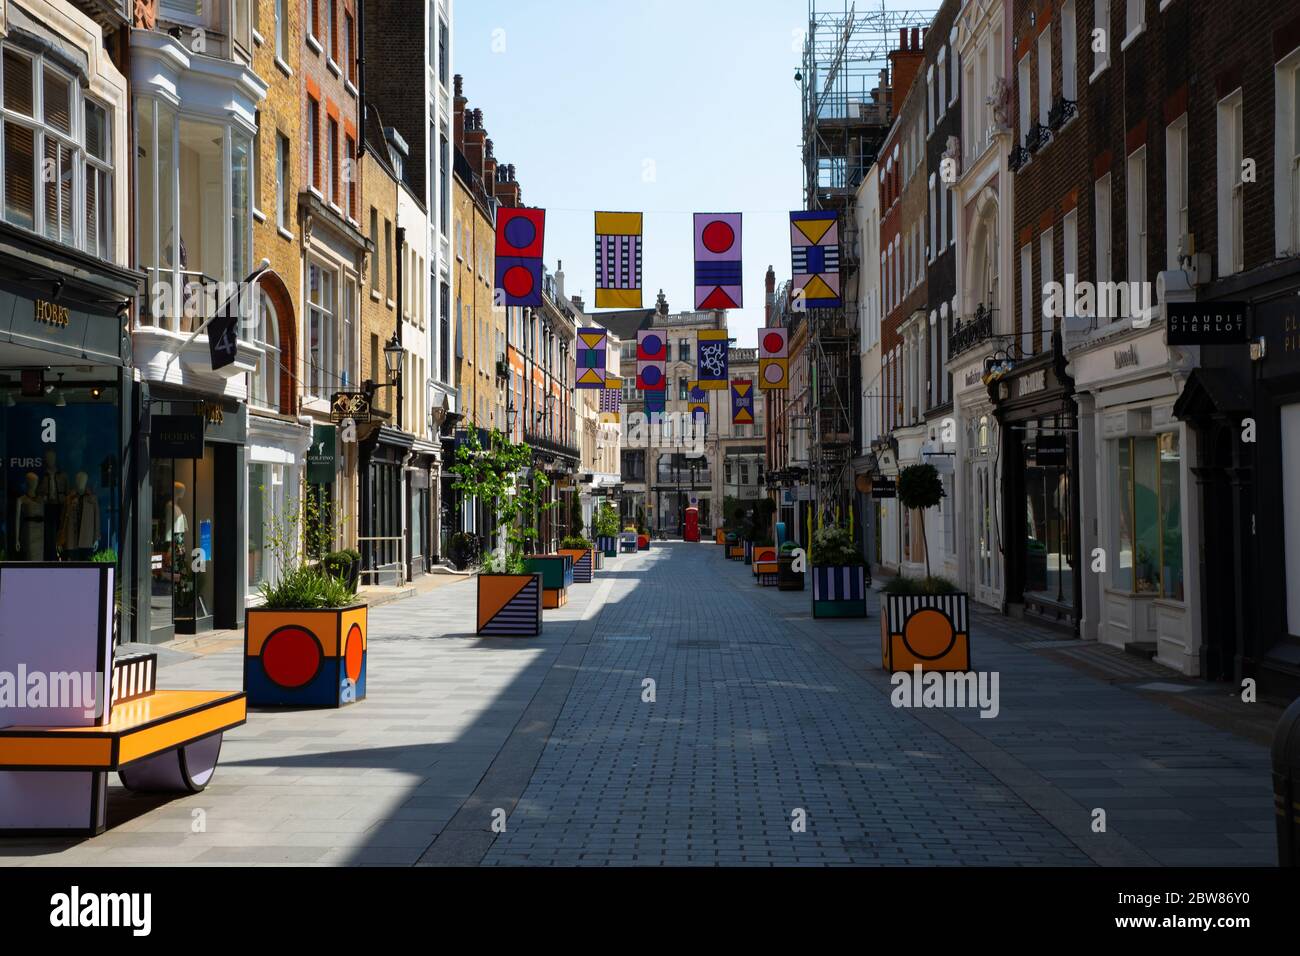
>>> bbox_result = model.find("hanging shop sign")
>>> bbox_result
[1165,301,1249,346]
[207,306,239,371]
[331,391,372,423]
[871,477,897,499]
[306,424,337,484]
[151,414,206,458]
[1033,434,1068,468]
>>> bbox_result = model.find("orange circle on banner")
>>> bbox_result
[344,623,364,683]
[262,626,322,688]
[902,608,956,660]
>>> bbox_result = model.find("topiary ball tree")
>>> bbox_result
[898,462,945,579]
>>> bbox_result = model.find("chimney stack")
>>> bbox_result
[453,74,466,153]
[464,108,486,180]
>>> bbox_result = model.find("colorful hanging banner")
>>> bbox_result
[594,212,643,309]
[696,328,729,390]
[599,377,622,422]
[790,210,841,308]
[495,207,546,306]
[644,389,666,415]
[758,326,789,389]
[636,329,667,391]
[731,379,754,425]
[576,327,608,388]
[687,381,709,420]
[693,213,743,310]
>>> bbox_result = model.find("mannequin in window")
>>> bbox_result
[59,471,100,560]
[14,472,43,560]
[36,449,67,560]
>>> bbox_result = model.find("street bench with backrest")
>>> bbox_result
[0,563,246,836]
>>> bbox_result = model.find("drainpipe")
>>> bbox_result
[356,0,367,156]
[396,225,405,432]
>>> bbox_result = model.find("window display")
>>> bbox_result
[0,387,120,564]
[1112,432,1184,600]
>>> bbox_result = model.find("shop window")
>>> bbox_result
[248,462,288,589]
[1282,405,1300,634]
[1112,432,1182,599]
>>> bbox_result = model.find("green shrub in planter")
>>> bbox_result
[882,574,959,596]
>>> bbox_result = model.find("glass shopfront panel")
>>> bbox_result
[0,381,121,564]
[1111,432,1184,601]
[1022,417,1075,607]
[150,446,216,635]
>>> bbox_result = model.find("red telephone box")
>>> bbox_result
[684,506,700,542]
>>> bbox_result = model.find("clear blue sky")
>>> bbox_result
[454,0,813,349]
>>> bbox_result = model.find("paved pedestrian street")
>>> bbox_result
[0,544,1275,867]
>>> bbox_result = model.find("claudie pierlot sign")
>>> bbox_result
[1166,301,1249,346]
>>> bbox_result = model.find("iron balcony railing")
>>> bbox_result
[1009,144,1030,172]
[950,305,997,358]
[1026,123,1051,153]
[1048,96,1078,133]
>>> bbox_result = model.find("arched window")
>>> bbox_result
[250,288,281,410]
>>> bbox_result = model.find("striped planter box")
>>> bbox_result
[618,532,638,553]
[880,592,971,672]
[812,565,868,618]
[557,548,594,583]
[477,573,542,636]
[524,555,573,608]
[597,536,617,557]
[743,540,754,565]
[592,550,604,571]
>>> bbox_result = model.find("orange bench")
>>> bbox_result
[0,563,245,836]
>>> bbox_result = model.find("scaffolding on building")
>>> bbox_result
[798,0,933,524]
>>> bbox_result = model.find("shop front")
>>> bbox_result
[246,414,312,604]
[1176,262,1300,700]
[407,441,439,578]
[141,387,246,641]
[952,351,1003,609]
[990,334,1080,632]
[358,425,412,585]
[0,228,142,641]
[1069,317,1199,672]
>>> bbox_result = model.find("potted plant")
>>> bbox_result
[594,502,620,558]
[810,525,868,618]
[245,485,367,707]
[449,428,553,636]
[778,540,804,590]
[879,572,970,673]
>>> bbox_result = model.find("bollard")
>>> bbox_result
[1272,696,1300,866]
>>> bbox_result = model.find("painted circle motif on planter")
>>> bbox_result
[344,623,364,683]
[261,626,323,688]
[902,608,957,660]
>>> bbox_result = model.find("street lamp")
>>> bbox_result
[383,333,405,384]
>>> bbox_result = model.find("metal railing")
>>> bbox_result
[357,536,406,586]
[950,305,997,358]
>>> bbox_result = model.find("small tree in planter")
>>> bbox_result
[898,463,945,579]
[246,484,367,708]
[810,525,868,618]
[594,502,621,557]
[449,428,555,635]
[881,466,971,673]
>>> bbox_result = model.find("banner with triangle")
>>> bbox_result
[576,327,608,388]
[694,213,742,310]
[790,210,841,309]
[731,378,754,425]
[758,326,789,390]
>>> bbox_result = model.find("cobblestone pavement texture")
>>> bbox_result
[0,543,1275,866]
